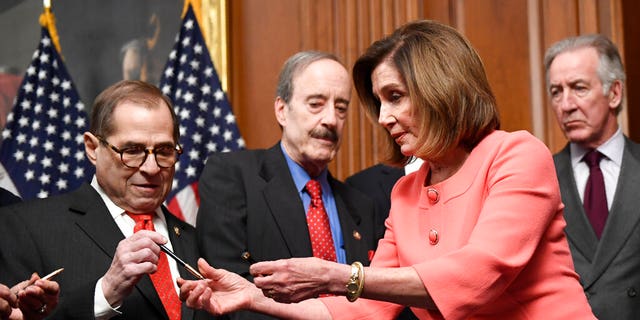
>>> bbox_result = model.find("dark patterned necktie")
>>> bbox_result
[126,212,182,320]
[305,180,337,262]
[582,150,608,238]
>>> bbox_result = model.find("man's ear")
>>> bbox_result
[274,97,287,127]
[608,80,623,110]
[84,132,99,165]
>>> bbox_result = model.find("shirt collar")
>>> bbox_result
[90,176,163,220]
[570,127,624,166]
[280,142,329,193]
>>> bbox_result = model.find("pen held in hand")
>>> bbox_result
[41,267,64,281]
[14,267,64,295]
[159,244,205,280]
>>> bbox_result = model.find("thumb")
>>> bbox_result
[197,258,218,279]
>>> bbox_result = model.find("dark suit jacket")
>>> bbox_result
[0,187,21,206]
[197,143,377,320]
[0,184,211,320]
[554,137,640,319]
[345,163,404,241]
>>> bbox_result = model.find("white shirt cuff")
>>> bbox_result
[94,277,122,319]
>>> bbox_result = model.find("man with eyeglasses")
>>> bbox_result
[0,80,213,320]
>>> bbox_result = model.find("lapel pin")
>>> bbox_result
[352,230,361,240]
[173,226,181,237]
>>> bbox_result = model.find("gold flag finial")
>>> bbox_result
[39,0,62,54]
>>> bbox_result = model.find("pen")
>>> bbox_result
[159,244,205,280]
[12,268,64,296]
[41,267,64,281]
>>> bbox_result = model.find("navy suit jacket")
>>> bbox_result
[0,184,212,320]
[197,143,377,320]
[554,137,640,319]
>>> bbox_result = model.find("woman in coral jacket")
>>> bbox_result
[178,20,595,320]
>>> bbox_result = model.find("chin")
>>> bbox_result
[565,130,592,144]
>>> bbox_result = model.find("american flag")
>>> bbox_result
[160,4,244,225]
[0,25,93,199]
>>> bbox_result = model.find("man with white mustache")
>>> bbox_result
[545,34,640,319]
[196,51,378,320]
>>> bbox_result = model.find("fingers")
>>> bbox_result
[102,232,167,305]
[0,284,17,318]
[16,285,47,319]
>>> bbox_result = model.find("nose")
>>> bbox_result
[139,152,162,174]
[556,90,577,113]
[321,104,338,127]
[378,103,395,129]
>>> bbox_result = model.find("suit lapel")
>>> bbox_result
[554,147,599,265]
[70,184,125,262]
[260,145,313,257]
[587,139,640,285]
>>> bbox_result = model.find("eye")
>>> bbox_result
[381,88,405,104]
[335,104,348,118]
[575,86,589,96]
[308,99,324,109]
[549,87,561,101]
[121,145,145,155]
[155,146,177,157]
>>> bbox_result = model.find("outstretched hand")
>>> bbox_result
[178,258,259,315]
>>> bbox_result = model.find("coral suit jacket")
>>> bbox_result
[322,130,595,320]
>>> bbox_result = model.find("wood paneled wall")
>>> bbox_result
[227,0,633,180]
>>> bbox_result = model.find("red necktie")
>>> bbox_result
[305,180,337,262]
[583,150,608,238]
[126,212,182,320]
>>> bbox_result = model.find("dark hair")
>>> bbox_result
[544,34,625,114]
[353,20,499,165]
[90,80,179,143]
[275,51,343,103]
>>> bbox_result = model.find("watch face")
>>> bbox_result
[347,282,359,292]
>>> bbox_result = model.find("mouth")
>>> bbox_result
[390,132,405,144]
[562,119,584,128]
[133,183,160,193]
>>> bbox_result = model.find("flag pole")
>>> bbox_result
[40,0,62,54]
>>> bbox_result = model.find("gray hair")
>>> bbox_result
[544,34,625,112]
[275,51,342,103]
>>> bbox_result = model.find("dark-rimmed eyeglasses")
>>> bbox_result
[96,136,182,169]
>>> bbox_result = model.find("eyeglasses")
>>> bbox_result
[96,136,183,169]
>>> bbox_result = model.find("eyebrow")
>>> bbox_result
[118,141,176,149]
